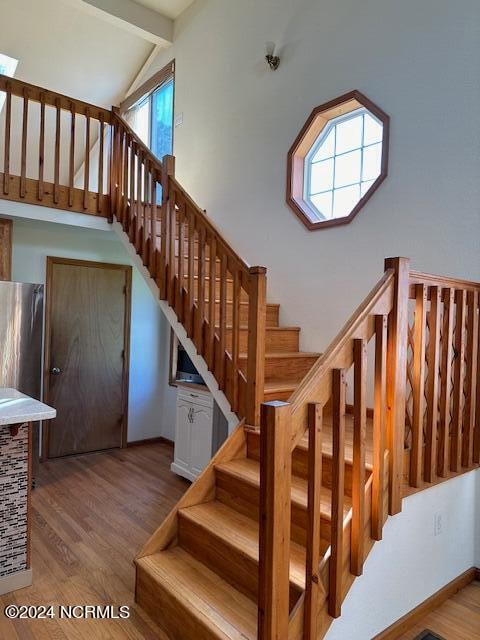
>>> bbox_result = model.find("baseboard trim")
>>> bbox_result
[373,567,479,639]
[127,436,174,448]
[0,569,32,596]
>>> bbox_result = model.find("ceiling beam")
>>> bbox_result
[75,0,173,46]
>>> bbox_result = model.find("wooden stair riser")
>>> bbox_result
[169,291,279,327]
[215,467,333,547]
[239,352,319,382]
[218,326,300,354]
[136,552,257,640]
[246,431,357,497]
[177,513,302,611]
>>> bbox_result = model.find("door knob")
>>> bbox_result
[51,366,61,375]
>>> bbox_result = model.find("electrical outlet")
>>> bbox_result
[434,512,443,536]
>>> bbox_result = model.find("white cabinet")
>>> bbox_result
[171,388,214,481]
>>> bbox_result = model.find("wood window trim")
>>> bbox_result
[120,60,175,114]
[0,218,12,280]
[286,90,390,231]
[42,256,132,458]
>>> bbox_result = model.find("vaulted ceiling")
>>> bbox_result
[134,0,195,20]
[0,0,153,108]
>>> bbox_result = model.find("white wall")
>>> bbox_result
[141,0,480,352]
[327,469,479,639]
[476,471,480,568]
[11,215,177,442]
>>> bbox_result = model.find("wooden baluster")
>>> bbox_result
[149,170,157,277]
[159,155,175,300]
[38,93,45,201]
[372,315,387,540]
[351,338,366,575]
[3,83,11,195]
[136,150,143,253]
[83,108,90,210]
[20,89,29,198]
[176,197,186,321]
[410,284,427,487]
[438,288,454,476]
[68,102,75,207]
[425,286,441,482]
[462,290,478,468]
[451,289,466,472]
[218,254,228,389]
[168,186,178,306]
[207,234,217,369]
[185,208,195,333]
[474,295,480,464]
[195,226,206,352]
[123,134,129,225]
[384,257,410,515]
[258,401,292,640]
[115,125,124,221]
[304,402,324,640]
[246,266,267,427]
[329,368,346,619]
[129,140,136,240]
[97,114,104,214]
[231,269,241,412]
[107,120,114,219]
[142,159,150,265]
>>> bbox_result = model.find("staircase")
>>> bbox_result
[1,74,479,640]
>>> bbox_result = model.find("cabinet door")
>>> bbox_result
[190,405,213,477]
[174,401,192,469]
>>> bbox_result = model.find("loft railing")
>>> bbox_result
[0,74,112,216]
[257,259,480,639]
[0,74,266,427]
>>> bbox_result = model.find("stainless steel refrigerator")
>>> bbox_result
[0,281,44,479]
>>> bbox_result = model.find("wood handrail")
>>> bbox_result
[409,269,480,292]
[0,73,112,121]
[288,269,395,449]
[110,105,266,427]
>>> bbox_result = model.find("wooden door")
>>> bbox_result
[44,257,131,458]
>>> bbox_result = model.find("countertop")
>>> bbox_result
[0,388,56,426]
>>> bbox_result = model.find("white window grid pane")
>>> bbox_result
[306,109,383,219]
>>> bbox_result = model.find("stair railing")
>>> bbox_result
[258,259,480,639]
[405,271,480,485]
[258,258,410,639]
[109,110,267,426]
[0,73,267,427]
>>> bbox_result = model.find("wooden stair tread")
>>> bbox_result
[179,500,308,591]
[138,547,257,639]
[263,379,301,393]
[216,325,300,332]
[239,351,320,359]
[215,457,351,517]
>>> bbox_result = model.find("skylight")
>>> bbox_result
[0,53,19,112]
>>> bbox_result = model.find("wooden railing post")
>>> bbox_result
[246,266,267,427]
[159,154,175,300]
[258,401,291,640]
[384,257,410,515]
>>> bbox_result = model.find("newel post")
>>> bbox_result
[246,266,267,427]
[159,154,175,300]
[258,401,292,640]
[384,257,410,515]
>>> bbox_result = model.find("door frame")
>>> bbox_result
[42,256,132,459]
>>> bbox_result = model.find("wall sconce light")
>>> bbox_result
[265,42,280,70]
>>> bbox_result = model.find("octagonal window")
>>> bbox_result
[287,91,389,230]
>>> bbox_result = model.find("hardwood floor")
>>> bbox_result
[0,442,189,640]
[395,581,480,640]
